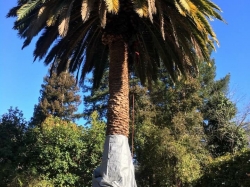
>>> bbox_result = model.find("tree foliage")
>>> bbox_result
[23,113,105,186]
[82,71,109,121]
[1,110,105,187]
[25,117,86,186]
[202,93,247,157]
[134,73,210,186]
[30,71,81,126]
[195,150,250,187]
[0,107,27,187]
[82,57,249,186]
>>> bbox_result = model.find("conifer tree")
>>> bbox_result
[202,92,247,156]
[82,70,109,121]
[30,69,81,126]
[199,58,247,156]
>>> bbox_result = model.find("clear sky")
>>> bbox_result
[0,0,249,122]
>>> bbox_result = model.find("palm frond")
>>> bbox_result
[104,0,120,14]
[6,6,21,17]
[180,0,191,12]
[147,0,156,22]
[58,0,75,37]
[155,1,165,40]
[17,0,41,21]
[81,0,95,22]
[83,28,103,78]
[192,0,225,21]
[92,44,109,88]
[142,20,178,81]
[33,25,59,61]
[21,6,50,49]
[132,0,148,18]
[69,42,85,73]
[174,0,186,16]
[99,1,107,28]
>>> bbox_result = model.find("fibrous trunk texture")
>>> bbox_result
[107,38,129,137]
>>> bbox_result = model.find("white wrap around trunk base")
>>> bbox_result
[92,135,137,187]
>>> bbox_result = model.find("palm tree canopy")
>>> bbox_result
[7,0,223,87]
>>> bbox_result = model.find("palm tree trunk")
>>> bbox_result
[107,37,129,137]
[92,36,136,186]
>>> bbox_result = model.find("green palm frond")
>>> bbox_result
[142,21,177,80]
[178,0,191,13]
[17,0,41,21]
[81,29,102,76]
[136,25,160,84]
[192,0,224,21]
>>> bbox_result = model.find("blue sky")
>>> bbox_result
[0,0,249,123]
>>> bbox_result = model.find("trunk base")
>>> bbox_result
[92,135,137,187]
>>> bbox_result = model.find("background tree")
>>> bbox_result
[202,93,247,157]
[134,72,209,187]
[0,107,27,187]
[82,70,109,121]
[198,58,247,157]
[30,70,81,126]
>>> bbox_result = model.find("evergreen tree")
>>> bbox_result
[199,58,247,157]
[30,70,81,126]
[202,92,247,157]
[82,70,109,121]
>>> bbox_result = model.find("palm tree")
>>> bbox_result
[8,0,223,186]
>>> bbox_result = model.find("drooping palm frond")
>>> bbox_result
[16,0,41,21]
[21,6,51,49]
[33,25,59,61]
[99,0,107,28]
[58,0,75,37]
[81,0,95,22]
